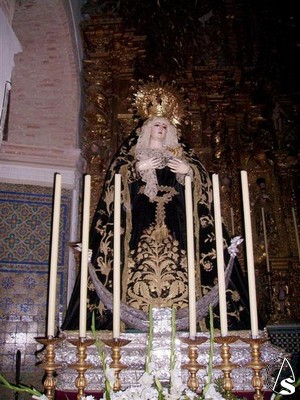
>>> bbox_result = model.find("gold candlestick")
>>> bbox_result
[241,337,268,400]
[102,338,131,392]
[68,338,95,400]
[214,335,239,399]
[181,337,207,392]
[35,337,62,400]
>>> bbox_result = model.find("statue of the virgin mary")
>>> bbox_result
[62,82,258,333]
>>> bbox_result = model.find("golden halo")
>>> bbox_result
[132,80,186,126]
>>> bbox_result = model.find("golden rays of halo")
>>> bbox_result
[131,79,186,126]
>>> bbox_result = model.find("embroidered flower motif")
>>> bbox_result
[201,285,210,295]
[200,217,210,228]
[231,291,240,302]
[203,261,213,271]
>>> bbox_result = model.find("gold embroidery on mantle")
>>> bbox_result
[126,225,188,310]
[126,184,188,310]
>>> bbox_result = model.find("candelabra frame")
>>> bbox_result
[214,335,239,399]
[241,337,268,400]
[181,336,208,392]
[68,338,95,400]
[102,338,131,392]
[35,337,62,400]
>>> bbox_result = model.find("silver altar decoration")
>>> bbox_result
[52,308,289,393]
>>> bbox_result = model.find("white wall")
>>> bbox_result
[0,7,22,145]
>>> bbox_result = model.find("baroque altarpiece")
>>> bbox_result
[78,0,300,325]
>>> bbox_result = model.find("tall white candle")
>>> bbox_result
[185,175,197,339]
[47,173,62,338]
[212,174,228,336]
[261,207,270,273]
[230,207,235,236]
[79,174,91,339]
[241,171,259,338]
[113,173,121,339]
[292,207,300,263]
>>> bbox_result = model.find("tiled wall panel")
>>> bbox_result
[0,183,72,373]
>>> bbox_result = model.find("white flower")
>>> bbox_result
[111,386,143,400]
[81,396,97,400]
[140,386,160,400]
[147,362,155,374]
[105,364,116,386]
[204,383,226,400]
[110,374,160,400]
[138,371,154,387]
[166,360,185,399]
[183,388,199,399]
[32,396,49,400]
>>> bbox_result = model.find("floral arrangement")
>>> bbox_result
[90,304,243,400]
[91,306,201,400]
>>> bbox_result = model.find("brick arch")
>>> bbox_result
[8,0,81,149]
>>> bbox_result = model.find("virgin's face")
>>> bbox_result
[150,120,168,143]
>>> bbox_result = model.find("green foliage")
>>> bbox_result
[214,378,247,400]
[0,373,42,398]
[145,305,154,374]
[91,312,111,400]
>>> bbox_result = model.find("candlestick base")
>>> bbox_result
[214,335,239,399]
[181,337,207,392]
[102,338,131,392]
[241,337,268,400]
[68,338,96,400]
[35,337,63,400]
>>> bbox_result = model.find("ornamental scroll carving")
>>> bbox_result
[80,16,145,213]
